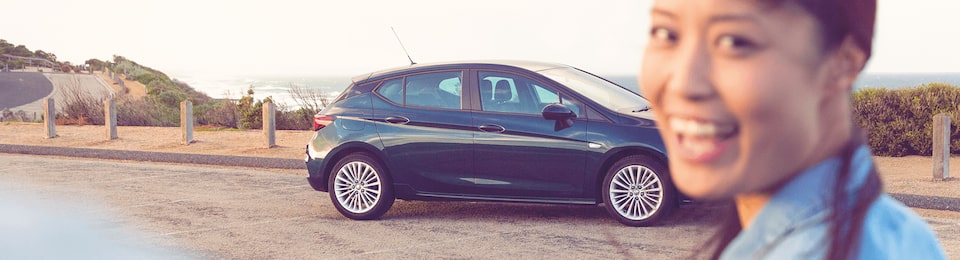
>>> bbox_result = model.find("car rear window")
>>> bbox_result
[376,79,403,104]
[404,71,462,109]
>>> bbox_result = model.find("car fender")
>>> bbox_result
[316,141,388,192]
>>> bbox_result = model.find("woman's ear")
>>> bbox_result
[827,36,868,94]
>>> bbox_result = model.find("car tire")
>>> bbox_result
[602,155,674,226]
[328,153,395,220]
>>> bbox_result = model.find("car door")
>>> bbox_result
[371,70,475,194]
[469,70,589,198]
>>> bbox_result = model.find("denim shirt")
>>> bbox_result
[721,146,946,260]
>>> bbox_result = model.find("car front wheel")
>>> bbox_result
[328,153,395,220]
[602,155,674,226]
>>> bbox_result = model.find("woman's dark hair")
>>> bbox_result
[702,128,881,260]
[769,0,877,60]
[700,0,880,259]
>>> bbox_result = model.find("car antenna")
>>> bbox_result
[391,26,416,65]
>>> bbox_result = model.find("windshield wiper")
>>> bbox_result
[632,106,651,113]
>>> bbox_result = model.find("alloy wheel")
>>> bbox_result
[608,165,663,220]
[333,161,382,213]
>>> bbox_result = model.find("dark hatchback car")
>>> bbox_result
[305,60,674,226]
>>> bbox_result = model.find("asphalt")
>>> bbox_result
[0,72,54,109]
[1,143,957,212]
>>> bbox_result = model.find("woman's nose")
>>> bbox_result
[665,41,716,102]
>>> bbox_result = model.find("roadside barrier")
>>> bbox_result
[181,101,194,144]
[105,98,117,140]
[263,101,276,148]
[933,113,951,180]
[43,98,56,138]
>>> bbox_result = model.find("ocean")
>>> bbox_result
[606,73,960,95]
[175,73,960,109]
[175,75,353,109]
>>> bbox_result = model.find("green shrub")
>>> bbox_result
[853,83,960,156]
[197,100,239,128]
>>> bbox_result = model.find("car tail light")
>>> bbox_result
[314,115,334,131]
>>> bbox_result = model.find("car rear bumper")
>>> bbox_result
[305,145,328,192]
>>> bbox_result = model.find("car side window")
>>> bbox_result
[479,71,579,117]
[405,71,462,109]
[376,79,403,104]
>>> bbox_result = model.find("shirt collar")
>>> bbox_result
[722,145,873,257]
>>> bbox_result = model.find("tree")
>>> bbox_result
[85,59,107,71]
[287,83,329,116]
[237,86,259,129]
[9,45,33,57]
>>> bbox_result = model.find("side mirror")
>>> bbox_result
[541,103,576,120]
[541,103,576,131]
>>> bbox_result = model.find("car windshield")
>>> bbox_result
[539,67,650,113]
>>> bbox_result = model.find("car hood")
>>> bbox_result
[617,110,657,127]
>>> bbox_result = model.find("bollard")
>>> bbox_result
[181,100,194,144]
[933,113,950,180]
[263,101,276,148]
[43,98,57,138]
[104,99,117,140]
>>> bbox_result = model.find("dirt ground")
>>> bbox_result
[4,154,957,259]
[1,122,958,257]
[0,122,312,160]
[2,122,956,197]
[95,71,147,99]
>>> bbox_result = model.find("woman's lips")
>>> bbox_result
[669,117,739,163]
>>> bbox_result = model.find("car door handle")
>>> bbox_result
[478,124,505,133]
[385,116,410,124]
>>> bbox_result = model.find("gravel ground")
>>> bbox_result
[0,154,732,259]
[0,144,303,169]
[1,122,958,258]
[2,154,957,258]
[2,142,957,212]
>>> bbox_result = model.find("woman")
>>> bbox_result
[639,0,946,259]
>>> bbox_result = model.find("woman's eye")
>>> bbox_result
[650,27,677,44]
[715,35,758,54]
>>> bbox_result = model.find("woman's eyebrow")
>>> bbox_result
[708,13,761,24]
[651,7,677,19]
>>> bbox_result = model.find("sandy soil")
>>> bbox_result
[0,122,313,160]
[1,121,957,198]
[95,71,146,99]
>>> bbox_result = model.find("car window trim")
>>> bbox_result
[371,70,467,111]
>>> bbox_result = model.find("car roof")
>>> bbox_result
[351,60,572,83]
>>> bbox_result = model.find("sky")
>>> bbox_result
[3,0,959,79]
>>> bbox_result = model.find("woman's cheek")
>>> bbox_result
[640,53,671,104]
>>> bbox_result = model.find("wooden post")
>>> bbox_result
[263,101,276,148]
[104,98,117,140]
[43,98,57,138]
[933,113,950,180]
[181,100,194,144]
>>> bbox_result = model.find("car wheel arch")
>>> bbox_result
[593,147,669,204]
[320,142,390,191]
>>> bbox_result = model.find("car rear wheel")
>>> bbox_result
[602,155,674,226]
[328,153,395,220]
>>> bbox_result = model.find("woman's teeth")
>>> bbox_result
[669,117,736,139]
[669,117,738,158]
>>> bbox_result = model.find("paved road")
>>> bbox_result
[2,154,957,258]
[0,72,53,109]
[0,72,114,121]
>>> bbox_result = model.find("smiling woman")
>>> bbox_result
[639,0,946,259]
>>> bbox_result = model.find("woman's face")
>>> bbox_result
[640,0,851,199]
